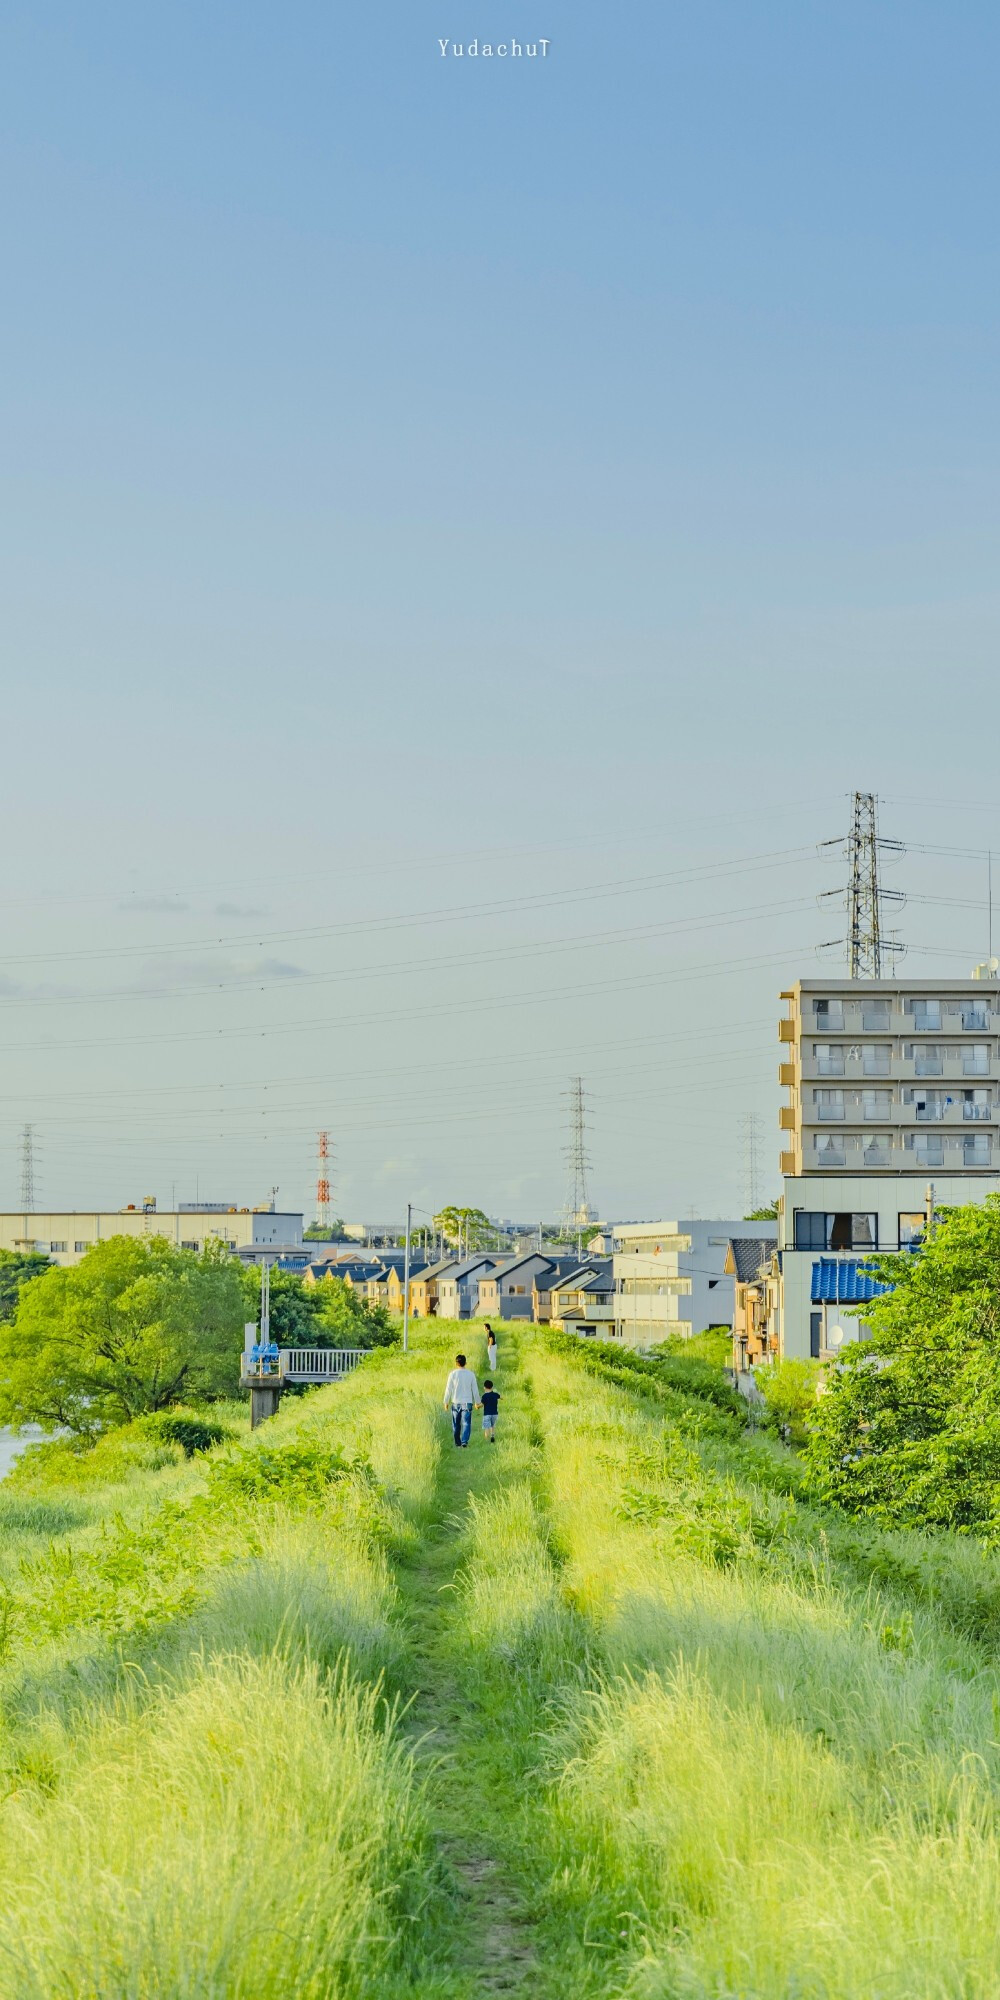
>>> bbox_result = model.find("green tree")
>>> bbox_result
[744,1202,779,1220]
[303,1219,345,1241]
[432,1205,491,1252]
[757,1358,821,1442]
[805,1196,1000,1532]
[315,1277,397,1349]
[0,1249,52,1321]
[241,1268,398,1351]
[0,1235,245,1435]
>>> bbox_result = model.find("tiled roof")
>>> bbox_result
[810,1258,892,1305]
[729,1235,776,1283]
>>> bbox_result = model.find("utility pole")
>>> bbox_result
[403,1202,412,1353]
[924,1181,937,1241]
[20,1124,36,1212]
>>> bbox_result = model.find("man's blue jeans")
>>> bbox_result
[451,1403,473,1447]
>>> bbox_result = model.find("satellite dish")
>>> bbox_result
[828,1324,845,1348]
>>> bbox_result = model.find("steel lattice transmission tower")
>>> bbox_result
[315,1129,333,1231]
[820,792,904,977]
[741,1112,763,1214]
[20,1124,36,1211]
[563,1077,595,1234]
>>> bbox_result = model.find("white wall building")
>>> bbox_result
[610,1219,778,1347]
[0,1203,304,1267]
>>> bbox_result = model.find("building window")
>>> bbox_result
[815,1135,846,1166]
[862,1136,890,1167]
[49,1241,67,1252]
[963,1090,991,1121]
[74,1240,88,1253]
[913,1090,948,1121]
[861,1090,891,1119]
[862,1001,891,1031]
[794,1212,876,1252]
[908,1134,944,1168]
[914,1046,944,1077]
[899,1213,925,1248]
[962,1005,990,1031]
[963,1045,990,1077]
[964,1134,992,1166]
[814,1043,845,1077]
[863,1044,892,1077]
[911,999,942,1031]
[815,999,845,1031]
[815,1089,845,1121]
[181,1239,200,1251]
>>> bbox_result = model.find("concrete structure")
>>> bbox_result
[0,1203,304,1268]
[609,1220,777,1346]
[776,975,1000,1358]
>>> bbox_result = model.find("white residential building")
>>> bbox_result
[610,1219,778,1347]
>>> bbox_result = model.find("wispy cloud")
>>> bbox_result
[128,956,306,995]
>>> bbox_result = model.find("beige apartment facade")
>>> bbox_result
[0,1205,304,1267]
[779,976,1000,1179]
[775,976,1000,1361]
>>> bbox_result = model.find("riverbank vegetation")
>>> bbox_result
[0,1317,998,1993]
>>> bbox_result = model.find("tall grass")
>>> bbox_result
[524,1340,1000,1998]
[0,1346,455,1997]
[0,1651,429,1999]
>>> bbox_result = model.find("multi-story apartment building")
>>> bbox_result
[776,976,1000,1359]
[610,1219,777,1347]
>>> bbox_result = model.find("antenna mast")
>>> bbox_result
[20,1124,36,1212]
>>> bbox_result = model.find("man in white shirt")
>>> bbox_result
[443,1351,480,1448]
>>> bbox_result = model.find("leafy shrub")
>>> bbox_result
[138,1410,234,1457]
[208,1439,367,1506]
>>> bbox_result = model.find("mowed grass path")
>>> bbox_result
[4,1320,1000,1993]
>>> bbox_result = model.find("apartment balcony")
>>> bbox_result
[779,1106,796,1130]
[800,1051,996,1086]
[778,1062,796,1087]
[780,1150,798,1175]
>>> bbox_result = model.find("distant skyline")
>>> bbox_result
[3,3,1000,1219]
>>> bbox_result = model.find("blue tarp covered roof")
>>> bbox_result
[810,1258,892,1305]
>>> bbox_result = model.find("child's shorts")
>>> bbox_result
[482,1415,497,1432]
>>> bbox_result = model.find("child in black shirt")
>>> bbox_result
[480,1379,500,1442]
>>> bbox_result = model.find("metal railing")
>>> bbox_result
[279,1347,370,1379]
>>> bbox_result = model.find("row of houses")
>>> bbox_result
[304,1245,615,1330]
[303,1219,784,1342]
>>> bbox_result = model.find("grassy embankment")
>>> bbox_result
[4,1322,1000,1994]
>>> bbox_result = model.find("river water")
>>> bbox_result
[0,1425,48,1480]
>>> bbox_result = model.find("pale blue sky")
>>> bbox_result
[2,2,999,1222]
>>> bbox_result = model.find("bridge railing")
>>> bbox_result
[278,1347,370,1380]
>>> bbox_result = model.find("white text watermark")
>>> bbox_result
[438,38,550,57]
